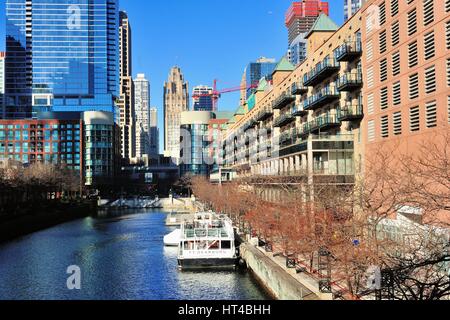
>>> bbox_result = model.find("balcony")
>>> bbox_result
[304,86,340,111]
[272,92,296,110]
[338,104,364,121]
[337,73,363,92]
[334,41,362,62]
[255,108,274,122]
[279,130,295,147]
[309,115,340,133]
[273,113,295,128]
[291,82,308,95]
[298,122,311,139]
[303,58,340,87]
[292,103,308,117]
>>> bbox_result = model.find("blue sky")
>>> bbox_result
[0,0,344,152]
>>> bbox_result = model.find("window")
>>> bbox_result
[367,66,374,88]
[380,58,388,82]
[381,115,389,138]
[425,100,437,128]
[424,31,435,60]
[391,21,400,46]
[392,51,401,76]
[423,0,434,26]
[409,73,419,100]
[366,40,373,61]
[391,0,399,16]
[379,2,386,25]
[368,93,375,115]
[393,81,401,106]
[408,9,417,36]
[448,96,450,123]
[368,120,375,142]
[408,41,418,68]
[447,59,450,87]
[379,30,387,54]
[380,87,389,109]
[446,21,450,50]
[425,65,436,94]
[393,112,402,136]
[410,106,420,132]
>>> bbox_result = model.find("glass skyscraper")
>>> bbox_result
[245,57,277,99]
[5,0,119,119]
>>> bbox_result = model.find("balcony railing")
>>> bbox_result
[272,92,296,110]
[309,114,340,133]
[334,41,362,62]
[303,58,340,87]
[291,81,308,95]
[273,113,295,128]
[255,108,274,122]
[337,104,364,121]
[337,72,363,92]
[292,103,308,117]
[304,86,340,111]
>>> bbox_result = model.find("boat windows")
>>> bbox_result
[221,241,231,249]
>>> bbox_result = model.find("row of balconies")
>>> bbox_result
[304,86,340,111]
[272,92,296,110]
[334,40,362,62]
[303,58,340,87]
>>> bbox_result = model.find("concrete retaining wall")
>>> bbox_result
[240,244,319,300]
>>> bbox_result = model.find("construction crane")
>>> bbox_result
[192,79,260,112]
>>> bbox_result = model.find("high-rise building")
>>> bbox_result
[239,69,247,107]
[134,73,151,158]
[285,1,329,66]
[117,11,136,160]
[0,111,118,187]
[5,0,119,119]
[180,111,214,177]
[149,107,159,156]
[245,57,277,99]
[163,67,189,160]
[344,0,365,21]
[0,52,5,119]
[285,1,329,45]
[192,86,214,111]
[361,0,449,164]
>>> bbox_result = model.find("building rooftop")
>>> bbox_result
[305,13,339,38]
[272,57,295,74]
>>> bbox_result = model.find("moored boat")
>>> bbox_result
[177,211,237,269]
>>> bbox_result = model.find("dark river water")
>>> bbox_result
[0,210,268,300]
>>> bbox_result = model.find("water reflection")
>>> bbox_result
[0,209,268,300]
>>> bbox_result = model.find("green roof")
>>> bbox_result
[272,57,295,73]
[305,14,339,38]
[234,106,246,116]
[214,111,234,121]
[256,78,268,91]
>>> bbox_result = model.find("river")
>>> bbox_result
[0,209,268,300]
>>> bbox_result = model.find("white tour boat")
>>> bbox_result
[177,211,237,269]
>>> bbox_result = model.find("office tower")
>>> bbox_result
[163,67,189,160]
[118,11,136,160]
[192,86,214,111]
[149,107,159,156]
[5,0,119,119]
[134,74,151,158]
[344,0,365,21]
[285,1,329,65]
[245,57,277,99]
[0,52,5,119]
